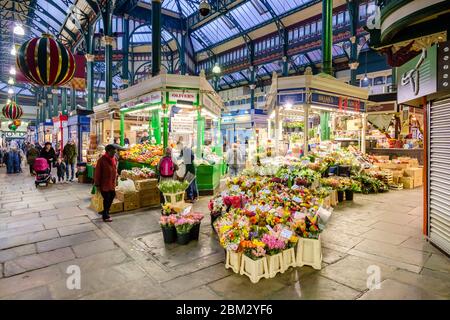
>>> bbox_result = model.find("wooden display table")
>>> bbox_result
[367,148,423,165]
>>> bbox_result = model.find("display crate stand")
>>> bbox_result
[296,237,322,270]
[225,250,242,273]
[240,255,269,284]
[282,248,297,272]
[267,253,284,278]
[162,192,185,206]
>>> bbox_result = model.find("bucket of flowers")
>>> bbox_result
[292,213,323,270]
[261,232,286,278]
[158,180,190,205]
[188,212,204,241]
[239,239,269,283]
[159,214,177,244]
[174,217,195,245]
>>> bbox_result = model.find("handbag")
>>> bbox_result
[91,185,97,195]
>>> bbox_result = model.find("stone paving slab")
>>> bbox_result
[43,216,91,230]
[36,231,99,253]
[358,279,445,300]
[3,247,76,277]
[0,229,60,250]
[72,238,116,258]
[171,285,222,300]
[57,223,98,237]
[424,254,450,274]
[1,285,53,300]
[0,224,46,240]
[0,244,36,263]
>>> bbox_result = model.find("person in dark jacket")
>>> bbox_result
[180,145,198,202]
[94,144,120,222]
[55,158,66,182]
[63,139,77,181]
[5,147,21,174]
[26,144,39,175]
[40,142,56,169]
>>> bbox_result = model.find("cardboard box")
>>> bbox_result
[90,193,123,213]
[408,159,419,167]
[139,189,160,207]
[124,200,140,211]
[115,190,139,202]
[404,167,423,187]
[134,179,158,191]
[400,177,414,189]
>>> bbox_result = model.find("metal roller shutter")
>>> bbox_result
[428,97,450,255]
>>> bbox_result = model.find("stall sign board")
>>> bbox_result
[437,41,450,92]
[68,115,78,126]
[140,91,162,105]
[278,93,305,105]
[366,103,397,113]
[171,116,194,133]
[311,93,366,112]
[221,115,251,125]
[397,45,437,104]
[169,91,198,105]
[202,95,221,116]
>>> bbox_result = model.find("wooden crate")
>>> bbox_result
[115,190,139,202]
[134,179,158,191]
[124,199,140,211]
[90,193,123,213]
[139,189,160,207]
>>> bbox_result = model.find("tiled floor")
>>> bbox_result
[0,166,449,300]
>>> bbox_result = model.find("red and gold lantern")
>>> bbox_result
[13,119,21,127]
[2,101,23,120]
[16,33,76,87]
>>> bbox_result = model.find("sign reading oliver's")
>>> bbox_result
[397,45,437,104]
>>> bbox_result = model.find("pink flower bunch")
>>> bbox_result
[174,217,196,227]
[223,195,242,209]
[251,246,266,258]
[261,233,286,254]
[190,212,204,223]
[159,214,177,227]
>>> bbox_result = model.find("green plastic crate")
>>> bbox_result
[196,163,221,191]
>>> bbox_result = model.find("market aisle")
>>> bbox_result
[1,168,449,299]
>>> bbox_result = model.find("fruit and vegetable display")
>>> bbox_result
[193,145,223,166]
[120,167,156,180]
[119,143,163,166]
[158,180,190,194]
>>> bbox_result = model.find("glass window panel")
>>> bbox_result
[332,15,337,26]
[299,26,304,37]
[311,22,316,34]
[338,12,344,24]
[359,4,367,19]
[305,24,310,35]
[317,20,322,32]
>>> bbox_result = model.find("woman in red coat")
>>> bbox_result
[94,144,119,222]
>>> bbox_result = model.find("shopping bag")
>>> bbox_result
[185,172,196,185]
[90,185,97,195]
[117,178,136,192]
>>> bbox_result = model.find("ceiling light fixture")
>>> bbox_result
[10,46,16,56]
[212,62,221,74]
[8,87,14,94]
[9,67,16,75]
[97,97,104,104]
[13,24,25,36]
[8,77,14,85]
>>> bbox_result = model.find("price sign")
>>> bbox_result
[294,211,305,220]
[292,196,302,203]
[280,229,293,240]
[181,205,192,216]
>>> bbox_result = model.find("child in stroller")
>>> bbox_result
[34,157,56,187]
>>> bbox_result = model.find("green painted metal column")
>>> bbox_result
[120,112,125,146]
[122,16,130,88]
[196,109,203,159]
[249,66,256,112]
[180,31,186,74]
[52,88,59,117]
[71,88,76,110]
[320,112,330,141]
[86,54,95,110]
[61,88,67,114]
[102,0,113,100]
[152,0,162,76]
[152,109,161,145]
[321,0,333,76]
[347,0,359,86]
[215,118,222,156]
[163,106,169,149]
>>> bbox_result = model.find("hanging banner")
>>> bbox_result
[397,45,437,104]
[278,93,305,105]
[171,115,194,133]
[311,93,365,112]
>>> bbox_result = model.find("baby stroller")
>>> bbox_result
[34,157,56,187]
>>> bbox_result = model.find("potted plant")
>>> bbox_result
[346,180,361,201]
[174,217,194,245]
[337,177,352,202]
[189,213,204,241]
[159,214,177,244]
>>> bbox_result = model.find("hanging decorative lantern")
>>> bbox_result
[16,33,76,87]
[13,119,21,127]
[2,101,23,120]
[8,123,17,131]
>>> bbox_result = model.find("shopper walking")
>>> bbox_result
[94,144,120,222]
[157,147,178,182]
[0,148,4,167]
[26,144,39,175]
[181,145,198,203]
[40,142,56,170]
[5,147,21,174]
[63,139,77,181]
[226,143,244,177]
[139,130,150,144]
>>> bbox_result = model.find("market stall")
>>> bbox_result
[265,68,369,157]
[117,72,224,193]
[67,109,93,163]
[51,114,68,155]
[38,120,53,145]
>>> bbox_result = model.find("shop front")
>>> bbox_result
[52,114,68,155]
[38,121,53,145]
[67,110,92,163]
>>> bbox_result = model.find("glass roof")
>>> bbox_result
[191,0,316,51]
[141,0,198,17]
[130,26,176,45]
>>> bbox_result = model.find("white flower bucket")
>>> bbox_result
[296,236,322,270]
[281,247,296,272]
[225,249,242,273]
[267,252,284,278]
[330,190,338,207]
[163,192,185,206]
[240,255,269,284]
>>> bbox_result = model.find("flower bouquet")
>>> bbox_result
[174,217,196,245]
[159,214,177,243]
